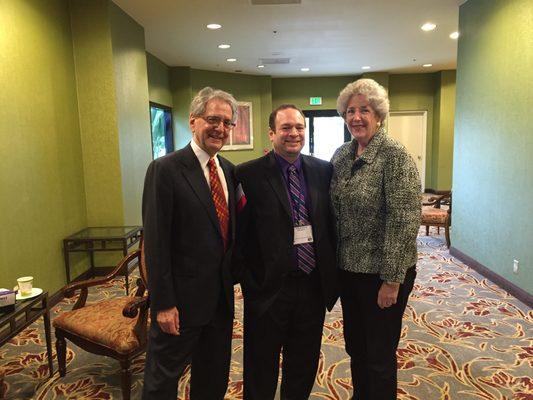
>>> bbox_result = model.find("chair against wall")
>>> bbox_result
[421,192,452,248]
[53,237,148,400]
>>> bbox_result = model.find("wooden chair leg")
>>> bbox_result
[55,331,67,377]
[445,225,451,248]
[120,359,132,400]
[425,225,429,236]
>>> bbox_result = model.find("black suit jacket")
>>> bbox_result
[235,151,338,317]
[142,144,237,327]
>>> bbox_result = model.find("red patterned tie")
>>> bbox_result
[208,158,229,250]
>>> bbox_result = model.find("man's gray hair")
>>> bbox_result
[189,87,238,122]
[336,79,389,122]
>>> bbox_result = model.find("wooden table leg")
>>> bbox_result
[43,295,54,377]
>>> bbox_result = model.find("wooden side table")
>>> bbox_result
[0,291,53,379]
[63,226,142,294]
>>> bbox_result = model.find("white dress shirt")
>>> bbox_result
[191,139,229,203]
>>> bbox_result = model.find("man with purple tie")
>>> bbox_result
[235,104,339,399]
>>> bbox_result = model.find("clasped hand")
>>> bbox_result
[377,282,400,309]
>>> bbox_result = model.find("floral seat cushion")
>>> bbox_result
[421,207,448,224]
[53,297,145,355]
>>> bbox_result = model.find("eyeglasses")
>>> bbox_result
[201,115,236,128]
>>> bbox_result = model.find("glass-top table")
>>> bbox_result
[63,226,142,294]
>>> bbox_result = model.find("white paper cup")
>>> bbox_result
[17,276,33,296]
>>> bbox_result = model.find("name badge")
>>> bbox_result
[294,225,314,245]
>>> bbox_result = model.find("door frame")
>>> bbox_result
[388,111,427,191]
[303,109,350,156]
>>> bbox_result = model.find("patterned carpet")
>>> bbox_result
[1,228,532,399]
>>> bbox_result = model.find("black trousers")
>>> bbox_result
[244,271,325,400]
[142,298,233,400]
[340,267,416,400]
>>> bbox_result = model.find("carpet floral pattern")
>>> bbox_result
[1,228,531,399]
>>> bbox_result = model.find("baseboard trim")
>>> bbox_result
[450,247,532,308]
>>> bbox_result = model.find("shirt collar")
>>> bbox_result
[273,151,302,174]
[191,139,220,169]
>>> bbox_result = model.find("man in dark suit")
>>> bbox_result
[142,87,239,399]
[235,104,338,400]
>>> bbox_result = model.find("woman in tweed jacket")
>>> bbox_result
[330,79,421,400]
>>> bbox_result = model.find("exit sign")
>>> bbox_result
[309,97,322,106]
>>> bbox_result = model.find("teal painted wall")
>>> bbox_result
[146,52,173,107]
[453,0,532,293]
[109,2,152,226]
[0,0,87,293]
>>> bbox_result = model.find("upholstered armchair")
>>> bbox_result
[53,238,148,400]
[421,192,452,248]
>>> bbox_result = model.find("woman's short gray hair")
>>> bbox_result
[336,79,389,122]
[190,87,239,122]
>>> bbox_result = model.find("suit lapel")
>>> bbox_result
[302,155,320,221]
[265,152,292,218]
[180,144,221,235]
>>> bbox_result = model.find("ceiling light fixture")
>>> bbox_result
[421,22,436,31]
[257,65,265,68]
[361,66,371,70]
[218,44,230,49]
[422,63,433,68]
[300,67,310,72]
[449,31,459,39]
[226,58,237,62]
[206,23,222,30]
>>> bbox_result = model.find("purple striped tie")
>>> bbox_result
[288,165,315,274]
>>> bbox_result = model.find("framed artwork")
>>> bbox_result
[223,101,253,150]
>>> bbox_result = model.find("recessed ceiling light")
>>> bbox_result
[218,44,230,49]
[300,67,310,72]
[449,31,459,39]
[422,63,433,68]
[206,23,221,30]
[361,66,371,70]
[257,65,265,68]
[421,22,436,31]
[226,58,237,62]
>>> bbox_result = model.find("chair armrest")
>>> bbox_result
[122,296,150,345]
[122,296,149,318]
[63,250,141,309]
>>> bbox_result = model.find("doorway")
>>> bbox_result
[302,110,350,162]
[388,111,427,191]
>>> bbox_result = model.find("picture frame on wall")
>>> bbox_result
[223,101,253,150]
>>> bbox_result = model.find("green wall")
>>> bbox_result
[146,52,173,107]
[170,66,192,150]
[70,0,124,226]
[0,0,87,292]
[168,68,272,165]
[109,2,152,226]
[453,0,532,293]
[389,73,437,189]
[432,70,456,190]
[272,76,356,111]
